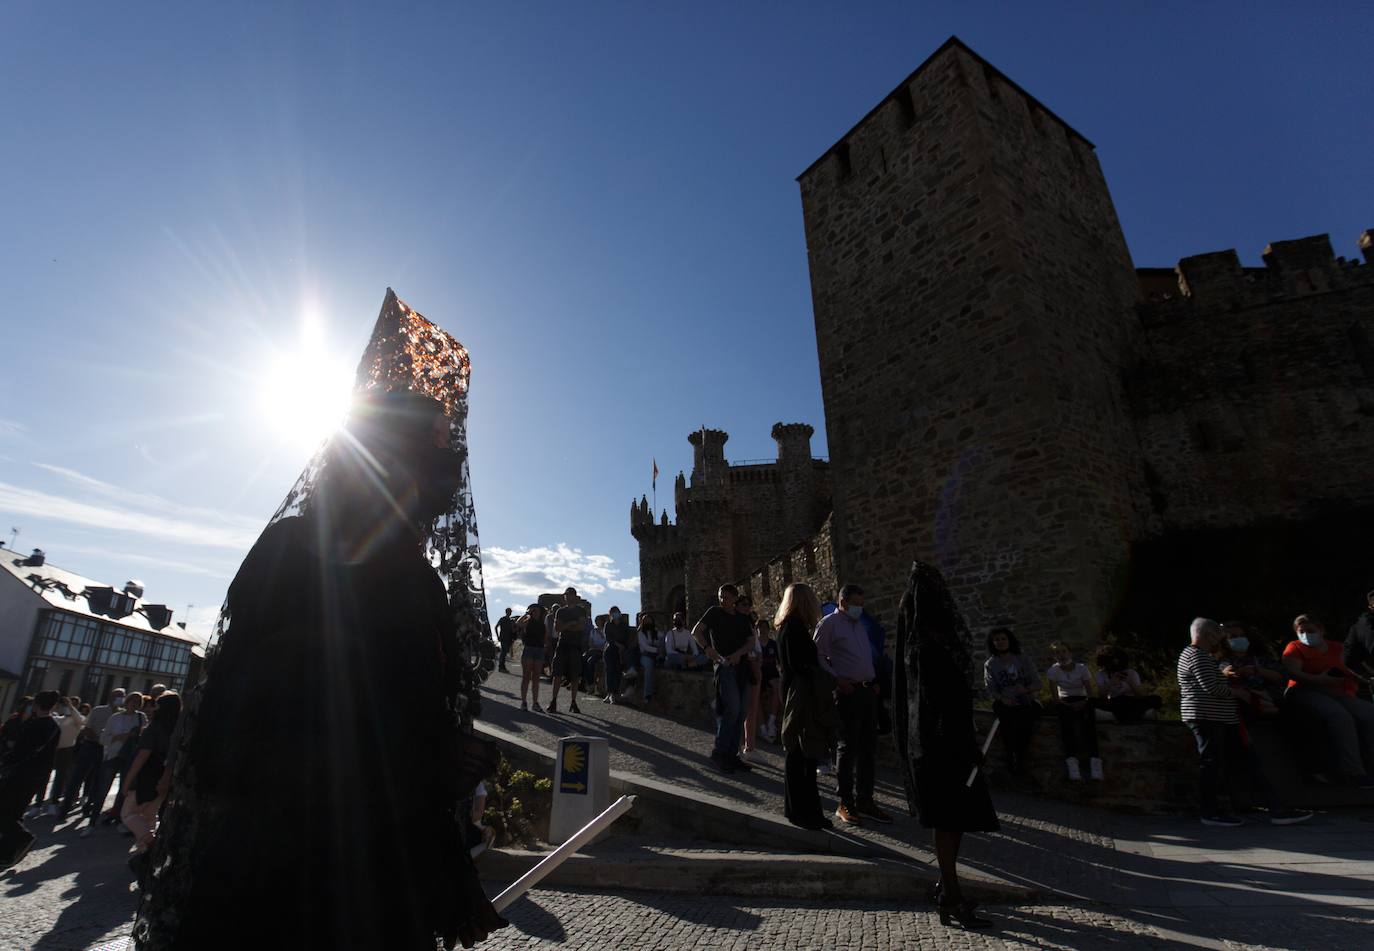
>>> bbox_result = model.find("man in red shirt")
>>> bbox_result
[1282,614,1374,787]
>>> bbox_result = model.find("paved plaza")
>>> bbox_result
[4,668,1373,950]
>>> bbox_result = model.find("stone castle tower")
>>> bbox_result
[632,424,831,624]
[797,36,1147,636]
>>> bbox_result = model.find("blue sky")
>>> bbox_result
[0,2,1369,636]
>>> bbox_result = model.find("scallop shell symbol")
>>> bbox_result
[563,743,586,775]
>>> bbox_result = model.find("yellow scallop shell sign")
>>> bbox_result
[560,740,590,794]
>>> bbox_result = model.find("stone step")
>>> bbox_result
[478,843,1036,903]
[476,722,1035,902]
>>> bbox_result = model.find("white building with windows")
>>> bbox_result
[0,545,203,711]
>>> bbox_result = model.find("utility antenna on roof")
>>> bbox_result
[7,527,17,550]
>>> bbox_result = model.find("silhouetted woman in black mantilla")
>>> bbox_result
[134,390,506,950]
[895,560,999,929]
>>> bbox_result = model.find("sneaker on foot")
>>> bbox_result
[1200,813,1244,827]
[835,803,862,825]
[1269,809,1314,826]
[856,800,894,824]
[1065,758,1083,781]
[1089,757,1104,781]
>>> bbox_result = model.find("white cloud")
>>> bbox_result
[0,472,261,551]
[482,544,638,603]
[56,542,233,581]
[0,419,26,438]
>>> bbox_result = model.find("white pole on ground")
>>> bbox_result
[491,794,636,913]
[965,718,1000,787]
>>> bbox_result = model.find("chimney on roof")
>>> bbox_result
[24,549,45,567]
[124,579,145,598]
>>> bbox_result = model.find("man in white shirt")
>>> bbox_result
[59,689,122,818]
[81,693,146,833]
[664,612,704,670]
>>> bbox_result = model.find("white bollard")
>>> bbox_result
[548,735,609,844]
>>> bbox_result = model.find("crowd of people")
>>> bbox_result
[493,579,1374,838]
[494,585,851,765]
[0,682,181,873]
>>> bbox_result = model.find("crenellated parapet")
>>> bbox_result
[632,423,830,625]
[1139,232,1374,325]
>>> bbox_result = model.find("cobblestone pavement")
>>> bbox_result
[483,887,1372,950]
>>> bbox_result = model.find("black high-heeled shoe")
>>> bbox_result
[937,895,991,928]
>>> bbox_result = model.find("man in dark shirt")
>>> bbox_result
[548,587,587,714]
[692,584,755,773]
[1,690,61,869]
[495,608,516,673]
[1345,589,1374,684]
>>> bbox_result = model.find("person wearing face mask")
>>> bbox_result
[1178,618,1312,827]
[1216,624,1282,718]
[814,584,891,826]
[1282,614,1374,788]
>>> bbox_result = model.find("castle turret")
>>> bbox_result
[773,422,819,547]
[688,428,729,501]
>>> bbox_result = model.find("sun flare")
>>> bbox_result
[258,318,355,454]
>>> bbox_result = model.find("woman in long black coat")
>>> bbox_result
[777,582,834,830]
[894,560,999,929]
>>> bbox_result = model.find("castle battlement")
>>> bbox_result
[1139,231,1374,325]
[632,424,832,624]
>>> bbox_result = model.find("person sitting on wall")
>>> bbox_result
[664,612,705,670]
[1092,646,1164,723]
[1282,614,1374,788]
[982,627,1041,778]
[1216,623,1282,718]
[1046,643,1102,782]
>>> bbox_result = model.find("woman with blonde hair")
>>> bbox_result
[777,583,835,830]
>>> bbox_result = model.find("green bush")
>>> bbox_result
[482,756,552,848]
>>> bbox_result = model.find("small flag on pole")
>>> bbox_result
[652,458,659,491]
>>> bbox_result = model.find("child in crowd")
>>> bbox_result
[1092,646,1164,723]
[1046,643,1102,781]
[983,627,1041,777]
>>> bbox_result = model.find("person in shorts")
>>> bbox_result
[517,604,547,712]
[548,588,587,714]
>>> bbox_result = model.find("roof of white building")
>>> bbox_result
[0,548,203,645]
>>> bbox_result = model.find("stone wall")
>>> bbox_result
[1130,234,1374,533]
[798,37,1145,647]
[736,515,840,623]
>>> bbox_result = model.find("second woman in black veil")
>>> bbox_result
[894,560,1000,929]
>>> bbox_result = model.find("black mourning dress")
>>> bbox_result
[894,561,999,833]
[139,514,503,950]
